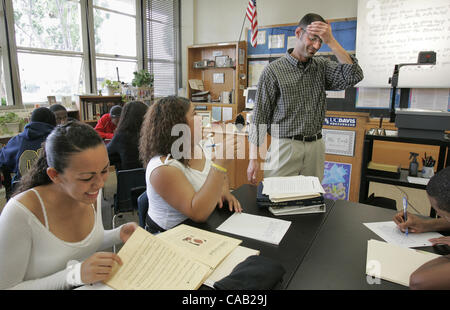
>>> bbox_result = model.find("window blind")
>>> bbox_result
[144,0,179,97]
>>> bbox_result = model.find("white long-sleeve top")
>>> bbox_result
[0,189,122,290]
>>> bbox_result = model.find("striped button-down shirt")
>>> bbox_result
[248,48,363,146]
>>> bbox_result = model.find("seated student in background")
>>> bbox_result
[0,107,56,187]
[48,104,69,125]
[107,101,148,171]
[94,105,122,140]
[139,96,242,234]
[393,166,450,289]
[0,121,137,289]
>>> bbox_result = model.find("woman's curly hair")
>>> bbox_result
[139,96,191,166]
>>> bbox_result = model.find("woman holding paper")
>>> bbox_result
[139,96,242,233]
[393,166,450,289]
[0,122,137,289]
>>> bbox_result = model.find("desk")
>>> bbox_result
[183,184,335,289]
[287,200,441,290]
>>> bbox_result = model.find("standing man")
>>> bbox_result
[247,13,363,183]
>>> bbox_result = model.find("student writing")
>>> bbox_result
[393,166,450,289]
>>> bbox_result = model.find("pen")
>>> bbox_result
[205,143,222,148]
[402,196,408,237]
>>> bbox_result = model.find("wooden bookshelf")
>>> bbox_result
[75,95,123,125]
[187,41,247,120]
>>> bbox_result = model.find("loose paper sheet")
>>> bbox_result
[105,227,211,290]
[363,221,443,248]
[366,239,440,287]
[217,212,291,245]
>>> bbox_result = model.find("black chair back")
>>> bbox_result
[137,191,149,228]
[113,168,146,215]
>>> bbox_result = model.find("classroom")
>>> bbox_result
[0,0,449,297]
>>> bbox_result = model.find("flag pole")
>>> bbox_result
[238,11,247,42]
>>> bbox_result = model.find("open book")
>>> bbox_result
[104,225,242,290]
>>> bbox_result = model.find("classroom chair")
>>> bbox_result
[364,193,397,211]
[137,191,149,229]
[111,167,146,228]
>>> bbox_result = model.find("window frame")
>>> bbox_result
[0,0,180,107]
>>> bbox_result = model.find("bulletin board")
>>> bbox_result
[247,18,357,58]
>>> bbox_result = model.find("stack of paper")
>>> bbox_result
[260,175,326,215]
[262,175,325,202]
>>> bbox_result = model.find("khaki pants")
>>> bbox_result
[263,137,325,181]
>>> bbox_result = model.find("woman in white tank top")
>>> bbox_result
[0,122,137,289]
[139,96,242,232]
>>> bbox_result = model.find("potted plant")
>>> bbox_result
[0,112,24,136]
[131,70,154,101]
[102,79,122,96]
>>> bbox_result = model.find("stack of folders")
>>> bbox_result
[257,175,326,216]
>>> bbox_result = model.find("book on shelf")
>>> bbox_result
[104,225,248,290]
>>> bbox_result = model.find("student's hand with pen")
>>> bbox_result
[81,252,123,284]
[393,212,429,233]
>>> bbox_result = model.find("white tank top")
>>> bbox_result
[146,148,212,230]
[10,189,103,281]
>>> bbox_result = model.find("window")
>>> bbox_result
[0,0,180,106]
[145,0,179,97]
[93,0,138,93]
[0,51,7,106]
[13,0,85,104]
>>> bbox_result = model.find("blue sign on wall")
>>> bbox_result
[324,117,357,127]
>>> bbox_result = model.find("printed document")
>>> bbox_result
[217,212,291,245]
[157,224,242,269]
[363,221,443,248]
[104,227,211,290]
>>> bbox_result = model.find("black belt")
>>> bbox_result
[290,132,322,142]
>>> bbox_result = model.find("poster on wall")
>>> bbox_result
[322,129,355,157]
[322,161,352,201]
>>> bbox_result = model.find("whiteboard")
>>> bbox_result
[355,0,450,88]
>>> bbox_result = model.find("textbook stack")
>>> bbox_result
[257,175,326,216]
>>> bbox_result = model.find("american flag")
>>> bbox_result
[246,0,258,47]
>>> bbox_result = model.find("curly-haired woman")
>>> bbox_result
[139,96,242,233]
